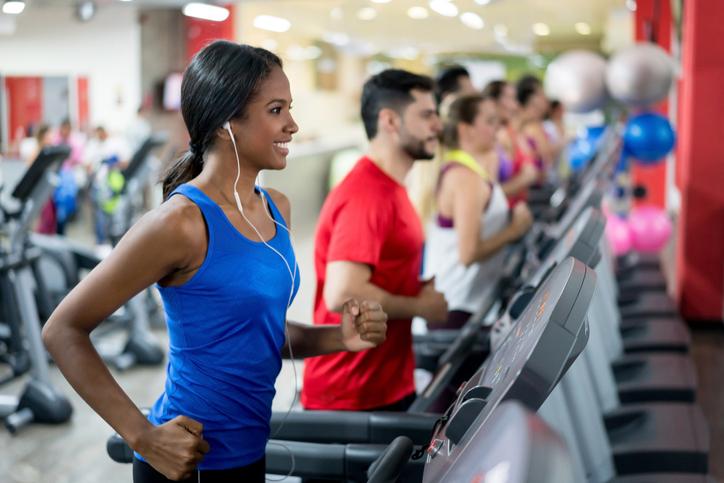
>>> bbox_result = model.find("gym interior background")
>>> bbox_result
[1,0,723,482]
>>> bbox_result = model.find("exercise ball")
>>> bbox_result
[545,50,608,113]
[623,112,676,163]
[628,205,672,253]
[606,43,674,107]
[605,213,633,256]
[567,125,606,172]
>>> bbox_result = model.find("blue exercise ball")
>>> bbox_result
[623,112,676,163]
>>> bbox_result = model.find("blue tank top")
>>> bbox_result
[135,183,299,469]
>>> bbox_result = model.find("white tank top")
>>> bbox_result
[425,150,510,315]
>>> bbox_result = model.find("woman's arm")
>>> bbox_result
[282,300,387,358]
[446,169,517,267]
[42,199,210,480]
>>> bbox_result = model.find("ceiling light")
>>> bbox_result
[407,6,429,19]
[429,0,458,18]
[494,24,508,37]
[575,22,591,35]
[460,12,484,30]
[475,0,492,4]
[2,1,25,14]
[182,3,230,22]
[532,22,550,36]
[370,0,391,3]
[357,7,377,20]
[253,15,291,32]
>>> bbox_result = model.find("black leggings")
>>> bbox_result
[133,456,265,483]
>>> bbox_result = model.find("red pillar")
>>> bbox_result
[675,0,724,321]
[632,0,671,208]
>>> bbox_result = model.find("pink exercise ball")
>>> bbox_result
[628,205,673,253]
[606,213,633,256]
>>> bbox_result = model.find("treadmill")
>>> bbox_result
[418,400,578,483]
[260,257,597,481]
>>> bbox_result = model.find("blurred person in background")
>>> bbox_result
[482,80,538,205]
[425,94,532,329]
[517,74,564,179]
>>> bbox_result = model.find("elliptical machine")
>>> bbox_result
[30,134,168,371]
[0,146,74,433]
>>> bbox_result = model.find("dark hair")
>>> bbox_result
[360,68,434,140]
[162,41,282,199]
[435,65,471,104]
[545,99,562,119]
[516,74,542,107]
[482,80,508,101]
[35,124,50,143]
[442,94,490,149]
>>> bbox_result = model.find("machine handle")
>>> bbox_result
[367,436,414,483]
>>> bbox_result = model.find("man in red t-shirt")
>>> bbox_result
[302,69,449,411]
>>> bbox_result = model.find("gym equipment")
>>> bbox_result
[0,146,74,433]
[606,42,675,107]
[628,205,673,253]
[30,134,168,371]
[544,50,608,113]
[623,112,676,163]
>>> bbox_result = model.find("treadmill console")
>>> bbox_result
[423,257,596,482]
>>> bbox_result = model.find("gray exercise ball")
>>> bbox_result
[544,50,608,113]
[606,42,674,107]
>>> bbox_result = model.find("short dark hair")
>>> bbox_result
[482,80,508,101]
[436,65,471,104]
[516,74,542,107]
[360,69,434,140]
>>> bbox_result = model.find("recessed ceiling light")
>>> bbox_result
[429,0,458,18]
[475,0,492,4]
[575,22,591,35]
[370,0,391,3]
[532,22,550,36]
[357,7,377,20]
[407,6,429,19]
[253,15,291,33]
[182,3,230,22]
[2,1,25,15]
[460,12,484,30]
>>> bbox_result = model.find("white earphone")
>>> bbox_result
[219,120,298,482]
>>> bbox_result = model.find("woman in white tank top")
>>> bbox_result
[425,94,533,328]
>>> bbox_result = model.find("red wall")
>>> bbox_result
[674,0,724,320]
[632,0,672,209]
[185,4,235,62]
[5,76,43,143]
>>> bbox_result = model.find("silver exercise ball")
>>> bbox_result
[606,42,674,107]
[544,50,608,113]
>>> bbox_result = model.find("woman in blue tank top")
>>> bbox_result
[42,41,388,483]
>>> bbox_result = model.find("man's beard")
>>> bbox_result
[400,132,437,161]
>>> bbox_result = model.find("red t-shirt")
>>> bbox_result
[301,156,424,410]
